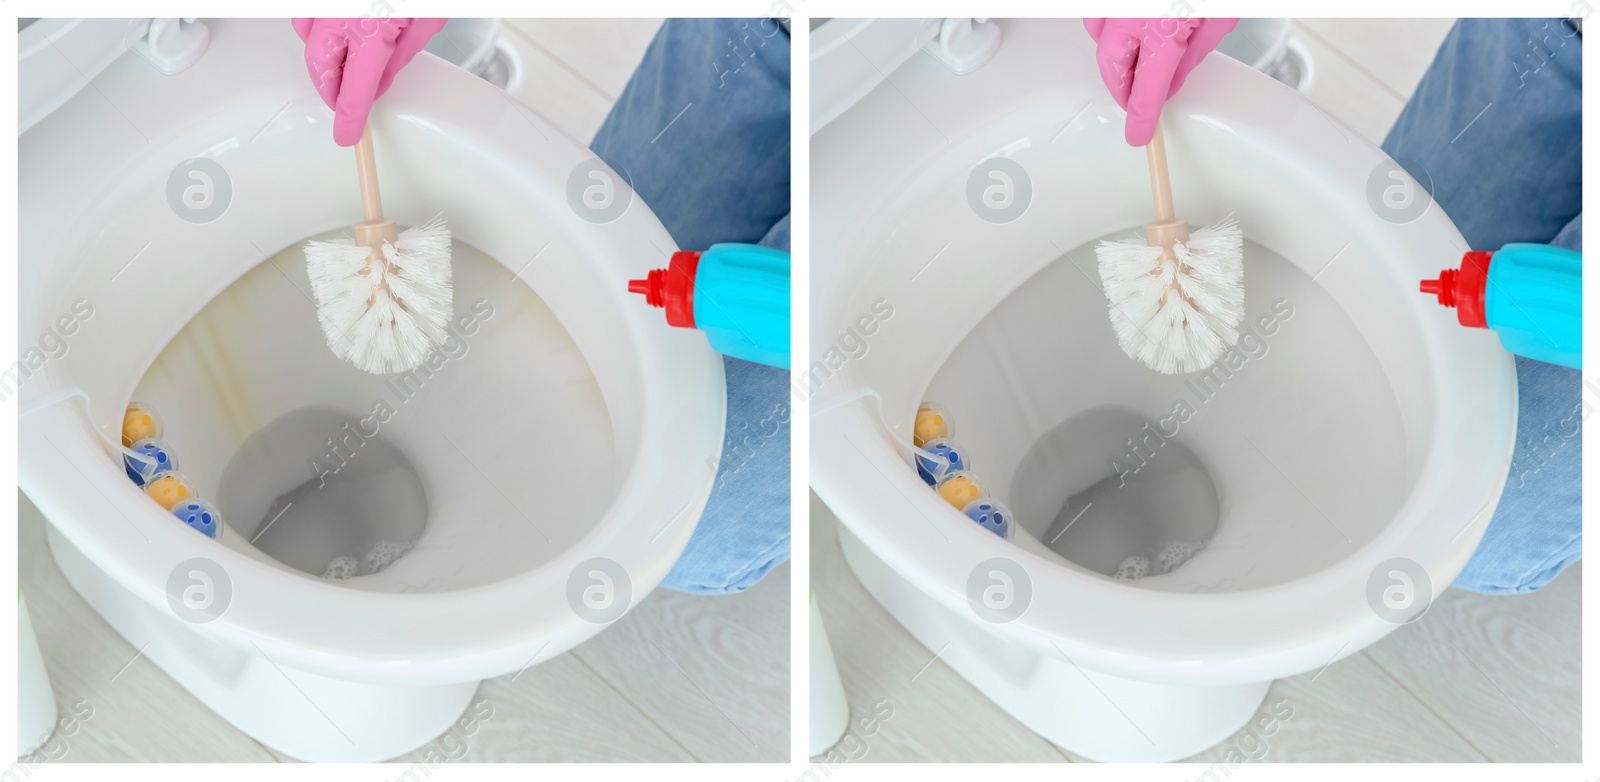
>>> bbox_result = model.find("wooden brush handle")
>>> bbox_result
[1146,123,1175,223]
[354,124,385,224]
[1142,122,1188,251]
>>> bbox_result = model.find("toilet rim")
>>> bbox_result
[809,20,1516,684]
[19,21,726,684]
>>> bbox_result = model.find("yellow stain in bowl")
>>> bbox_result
[937,474,983,509]
[122,405,160,447]
[913,406,949,448]
[146,474,192,511]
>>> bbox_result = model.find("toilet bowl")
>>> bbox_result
[19,20,724,761]
[810,19,1515,762]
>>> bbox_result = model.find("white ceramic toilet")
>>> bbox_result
[19,20,724,761]
[810,19,1516,761]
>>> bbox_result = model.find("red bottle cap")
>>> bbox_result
[1419,250,1491,329]
[627,251,701,329]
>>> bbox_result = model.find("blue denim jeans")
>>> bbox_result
[592,19,791,593]
[1383,18,1582,594]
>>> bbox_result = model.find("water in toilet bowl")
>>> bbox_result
[1018,406,1220,582]
[219,405,428,579]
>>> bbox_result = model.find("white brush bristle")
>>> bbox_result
[304,215,453,375]
[1095,216,1245,375]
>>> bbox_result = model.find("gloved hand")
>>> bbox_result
[293,18,447,146]
[1084,18,1238,146]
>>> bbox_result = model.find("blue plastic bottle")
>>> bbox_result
[628,243,790,369]
[1420,244,1581,369]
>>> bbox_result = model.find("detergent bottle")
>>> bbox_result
[1419,243,1580,369]
[628,243,790,369]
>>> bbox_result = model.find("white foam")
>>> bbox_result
[322,556,358,581]
[1157,538,1206,574]
[1108,538,1210,582]
[320,538,417,582]
[1113,556,1150,581]
[366,539,414,574]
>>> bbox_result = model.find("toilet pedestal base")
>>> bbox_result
[46,526,478,762]
[839,523,1270,762]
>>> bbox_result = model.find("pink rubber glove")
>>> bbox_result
[1084,18,1238,146]
[293,18,447,146]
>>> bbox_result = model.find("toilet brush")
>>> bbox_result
[305,124,452,375]
[1095,123,1244,375]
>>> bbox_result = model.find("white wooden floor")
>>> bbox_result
[809,18,1583,764]
[18,18,790,764]
[495,18,670,143]
[1286,18,1458,146]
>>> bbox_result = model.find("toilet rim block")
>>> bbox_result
[171,498,222,539]
[124,436,177,484]
[144,470,196,510]
[122,401,163,446]
[962,497,1014,539]
[915,436,969,484]
[914,400,954,447]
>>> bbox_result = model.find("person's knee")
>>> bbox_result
[660,536,788,595]
[662,568,754,595]
[759,213,791,252]
[1551,213,1581,252]
[1453,472,1581,596]
[1453,554,1575,595]
[663,568,765,595]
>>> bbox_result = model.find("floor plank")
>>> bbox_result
[503,18,664,102]
[1172,655,1487,764]
[495,22,618,144]
[1297,18,1456,101]
[1362,563,1582,761]
[1288,21,1407,145]
[383,654,697,764]
[570,562,791,762]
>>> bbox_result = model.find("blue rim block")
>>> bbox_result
[963,499,1013,539]
[171,499,221,539]
[125,438,177,487]
[916,437,969,485]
